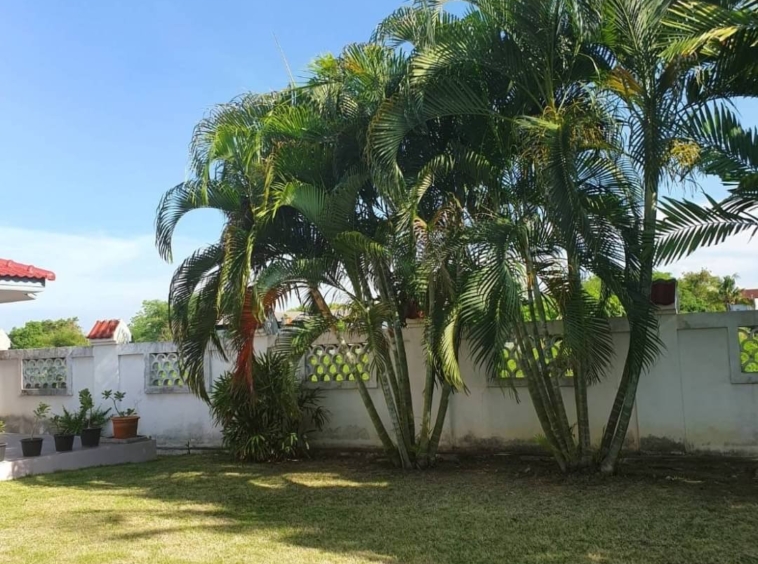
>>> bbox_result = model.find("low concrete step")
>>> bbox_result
[0,433,157,481]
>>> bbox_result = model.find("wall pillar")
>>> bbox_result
[87,319,132,432]
[0,329,10,351]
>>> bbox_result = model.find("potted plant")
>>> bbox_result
[20,403,50,457]
[78,389,110,448]
[51,407,83,452]
[103,390,139,439]
[651,278,677,306]
[0,419,6,462]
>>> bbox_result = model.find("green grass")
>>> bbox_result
[1,455,757,564]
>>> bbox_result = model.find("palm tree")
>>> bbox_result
[656,105,758,262]
[654,0,758,262]
[718,274,745,310]
[155,90,298,397]
[372,0,758,473]
[371,0,638,470]
[157,0,758,473]
[596,0,758,472]
[157,43,471,469]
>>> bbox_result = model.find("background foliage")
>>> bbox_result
[9,318,88,349]
[129,300,172,342]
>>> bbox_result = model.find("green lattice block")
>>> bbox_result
[149,352,187,387]
[738,327,758,373]
[305,343,370,383]
[22,358,68,389]
[497,336,572,380]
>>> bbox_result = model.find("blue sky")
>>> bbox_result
[1,0,757,332]
[0,0,402,331]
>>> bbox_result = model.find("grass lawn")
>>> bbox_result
[1,454,757,564]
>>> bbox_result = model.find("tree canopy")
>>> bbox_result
[9,318,88,349]
[129,300,172,342]
[584,270,749,315]
[677,270,749,312]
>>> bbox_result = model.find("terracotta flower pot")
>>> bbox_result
[112,416,140,439]
[651,279,677,306]
[20,437,44,457]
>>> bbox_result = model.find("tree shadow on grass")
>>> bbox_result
[12,454,758,564]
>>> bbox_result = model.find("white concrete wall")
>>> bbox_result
[1,312,758,455]
[0,346,95,436]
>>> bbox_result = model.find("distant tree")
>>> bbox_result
[583,272,673,318]
[718,275,747,311]
[289,302,349,313]
[676,270,723,313]
[582,276,624,318]
[9,318,88,349]
[129,300,172,342]
[653,272,674,281]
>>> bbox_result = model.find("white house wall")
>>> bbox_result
[1,312,758,455]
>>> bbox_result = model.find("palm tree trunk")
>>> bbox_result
[574,367,591,465]
[375,264,416,448]
[391,320,416,448]
[356,377,400,466]
[375,358,413,469]
[601,140,659,473]
[382,339,411,451]
[599,354,631,455]
[428,383,452,463]
[525,377,569,472]
[514,317,569,470]
[522,261,576,464]
[600,322,648,473]
[417,285,438,467]
[567,255,591,465]
[362,309,413,468]
[308,286,333,318]
[417,360,436,468]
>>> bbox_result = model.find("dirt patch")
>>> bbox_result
[639,435,686,453]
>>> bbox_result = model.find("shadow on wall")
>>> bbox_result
[8,454,758,564]
[1,414,37,434]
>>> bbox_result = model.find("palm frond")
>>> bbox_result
[657,195,758,263]
[155,179,242,262]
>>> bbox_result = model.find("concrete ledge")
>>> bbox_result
[0,434,157,481]
[101,435,151,444]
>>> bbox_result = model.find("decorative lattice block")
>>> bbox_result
[738,327,758,373]
[22,357,68,390]
[148,352,187,387]
[306,343,371,383]
[498,336,571,379]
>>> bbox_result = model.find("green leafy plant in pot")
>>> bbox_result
[0,419,6,462]
[103,390,139,439]
[51,407,83,452]
[78,389,110,448]
[20,403,50,457]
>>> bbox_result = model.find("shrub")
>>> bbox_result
[78,389,111,429]
[51,407,84,435]
[210,352,328,462]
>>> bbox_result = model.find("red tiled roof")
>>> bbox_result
[742,289,758,300]
[0,259,56,281]
[87,320,122,340]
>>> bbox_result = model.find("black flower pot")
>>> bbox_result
[54,434,75,452]
[80,427,102,448]
[20,437,44,457]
